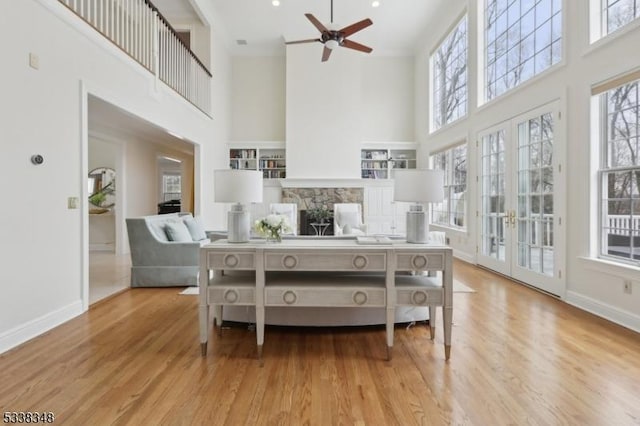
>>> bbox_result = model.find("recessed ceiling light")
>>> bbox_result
[272,0,280,6]
[372,1,380,7]
[236,39,248,45]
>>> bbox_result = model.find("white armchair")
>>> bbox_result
[333,203,367,236]
[269,203,298,235]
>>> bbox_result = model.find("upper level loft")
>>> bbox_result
[59,0,211,116]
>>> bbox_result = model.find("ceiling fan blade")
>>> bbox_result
[305,13,329,34]
[285,38,321,45]
[341,39,373,54]
[321,46,332,62]
[338,18,373,37]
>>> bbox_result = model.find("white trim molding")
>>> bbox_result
[0,301,83,354]
[565,291,640,334]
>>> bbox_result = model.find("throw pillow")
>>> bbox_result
[183,216,207,241]
[164,221,193,242]
[342,223,352,234]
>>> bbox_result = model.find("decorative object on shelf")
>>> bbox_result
[254,214,292,242]
[393,169,444,243]
[307,205,333,223]
[88,167,116,208]
[214,170,263,243]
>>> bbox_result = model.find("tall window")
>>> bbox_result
[431,15,468,131]
[602,0,640,36]
[163,174,181,201]
[598,78,640,263]
[484,0,562,101]
[430,144,467,228]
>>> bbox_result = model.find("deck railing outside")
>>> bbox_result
[58,0,211,115]
[607,215,640,235]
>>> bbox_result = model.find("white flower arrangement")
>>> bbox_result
[254,214,292,242]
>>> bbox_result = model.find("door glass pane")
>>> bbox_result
[481,130,507,261]
[516,111,555,275]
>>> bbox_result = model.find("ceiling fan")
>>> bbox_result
[285,0,373,62]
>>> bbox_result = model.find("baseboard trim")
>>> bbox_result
[453,249,475,264]
[0,301,84,355]
[565,290,640,334]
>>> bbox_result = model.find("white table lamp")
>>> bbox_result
[214,170,263,243]
[393,169,444,243]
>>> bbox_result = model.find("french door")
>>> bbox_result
[477,102,565,296]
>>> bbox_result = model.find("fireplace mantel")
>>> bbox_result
[280,178,390,188]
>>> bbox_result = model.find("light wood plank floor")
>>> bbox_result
[1,259,639,425]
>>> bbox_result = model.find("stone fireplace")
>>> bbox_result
[282,187,364,235]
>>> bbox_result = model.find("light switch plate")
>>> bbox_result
[29,53,39,70]
[68,197,79,209]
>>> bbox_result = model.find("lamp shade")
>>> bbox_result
[214,170,263,203]
[393,169,444,203]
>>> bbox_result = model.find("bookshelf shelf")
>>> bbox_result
[229,145,286,179]
[361,147,417,179]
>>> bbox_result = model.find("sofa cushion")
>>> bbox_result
[183,216,207,241]
[164,221,193,242]
[149,221,169,242]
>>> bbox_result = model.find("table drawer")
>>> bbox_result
[208,286,255,305]
[265,252,386,271]
[207,252,255,270]
[395,252,444,271]
[396,287,443,306]
[265,286,386,307]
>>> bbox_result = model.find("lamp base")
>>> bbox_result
[406,204,427,244]
[228,203,250,243]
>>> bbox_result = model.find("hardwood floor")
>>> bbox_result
[1,259,639,425]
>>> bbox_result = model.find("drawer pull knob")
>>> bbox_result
[412,290,428,305]
[411,255,428,269]
[353,291,368,305]
[224,289,239,303]
[282,255,298,269]
[283,290,297,304]
[352,255,368,269]
[223,254,239,268]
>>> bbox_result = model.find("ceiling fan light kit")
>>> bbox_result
[285,0,373,62]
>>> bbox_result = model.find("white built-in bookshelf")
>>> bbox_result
[229,144,286,179]
[361,146,417,179]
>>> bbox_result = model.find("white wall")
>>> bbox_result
[198,3,234,232]
[416,0,640,330]
[231,57,286,141]
[229,53,416,179]
[362,57,415,142]
[286,46,362,178]
[0,0,229,353]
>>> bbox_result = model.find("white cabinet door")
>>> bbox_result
[365,186,407,235]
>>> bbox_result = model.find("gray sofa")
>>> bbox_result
[126,213,209,287]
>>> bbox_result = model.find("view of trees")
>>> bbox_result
[605,82,639,216]
[432,16,467,130]
[604,0,640,35]
[485,0,561,101]
[431,145,467,228]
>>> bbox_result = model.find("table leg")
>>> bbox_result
[256,306,265,366]
[386,306,394,361]
[198,303,209,356]
[428,305,436,340]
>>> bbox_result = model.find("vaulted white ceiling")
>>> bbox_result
[155,0,448,56]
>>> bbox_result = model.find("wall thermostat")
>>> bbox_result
[31,154,44,165]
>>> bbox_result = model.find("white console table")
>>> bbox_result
[199,239,453,361]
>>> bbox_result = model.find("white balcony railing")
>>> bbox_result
[607,215,640,235]
[58,0,211,115]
